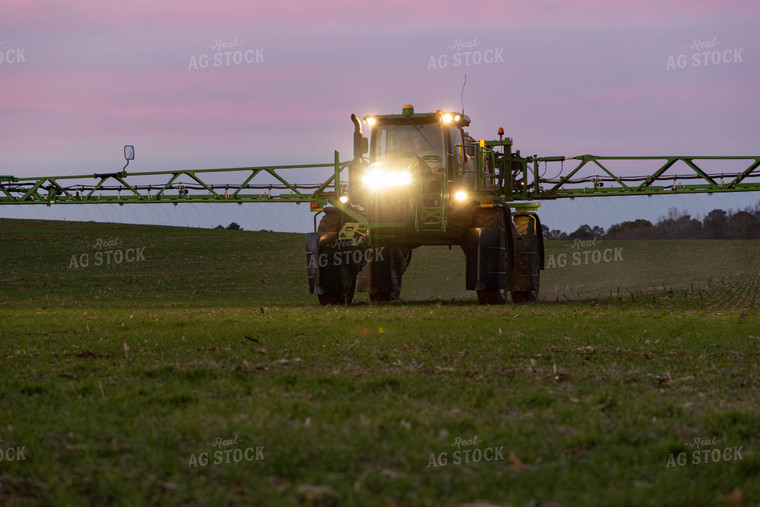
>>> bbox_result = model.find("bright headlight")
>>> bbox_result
[454,190,468,202]
[442,113,453,123]
[362,169,412,190]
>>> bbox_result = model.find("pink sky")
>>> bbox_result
[1,0,758,231]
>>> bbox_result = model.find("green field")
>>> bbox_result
[1,218,759,506]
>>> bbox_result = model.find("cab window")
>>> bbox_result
[372,123,444,162]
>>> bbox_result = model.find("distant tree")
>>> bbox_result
[541,224,567,240]
[540,205,760,241]
[726,211,760,239]
[226,222,243,230]
[214,225,224,229]
[702,209,728,239]
[655,210,702,239]
[605,219,653,240]
[567,224,604,240]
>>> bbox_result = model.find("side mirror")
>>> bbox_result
[351,114,369,159]
[124,145,135,161]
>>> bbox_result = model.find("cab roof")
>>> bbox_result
[363,104,471,127]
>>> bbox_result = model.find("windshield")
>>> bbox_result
[372,123,444,162]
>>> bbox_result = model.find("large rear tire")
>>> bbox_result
[477,290,505,305]
[315,211,357,306]
[509,213,542,304]
[511,289,538,303]
[474,209,507,305]
[318,283,356,305]
[369,292,392,303]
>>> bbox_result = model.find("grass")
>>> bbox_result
[0,218,759,505]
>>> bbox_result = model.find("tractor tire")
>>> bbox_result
[511,289,538,303]
[474,209,507,305]
[319,285,356,306]
[316,210,357,306]
[317,210,343,235]
[477,290,505,305]
[369,292,392,303]
[366,247,410,304]
[509,218,541,304]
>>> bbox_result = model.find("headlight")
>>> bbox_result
[362,169,412,190]
[454,190,468,202]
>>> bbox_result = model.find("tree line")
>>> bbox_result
[543,204,760,240]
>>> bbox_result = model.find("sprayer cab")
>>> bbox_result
[352,105,472,196]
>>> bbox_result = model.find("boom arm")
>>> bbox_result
[474,139,760,200]
[2,147,760,207]
[0,152,350,206]
[529,155,760,199]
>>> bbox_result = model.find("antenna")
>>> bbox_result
[460,74,467,114]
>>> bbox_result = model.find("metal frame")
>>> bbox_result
[2,150,760,207]
[528,155,760,199]
[0,153,349,205]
